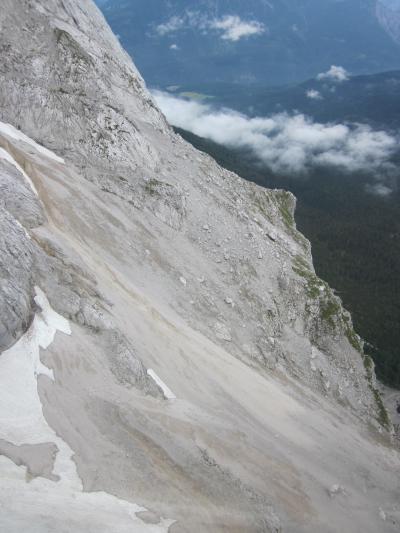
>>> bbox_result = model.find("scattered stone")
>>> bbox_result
[214,322,232,342]
[136,511,161,525]
[328,484,346,498]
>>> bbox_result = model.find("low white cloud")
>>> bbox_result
[153,91,397,176]
[317,65,349,82]
[209,16,265,41]
[155,12,265,42]
[170,43,179,50]
[306,89,323,100]
[365,183,393,196]
[156,16,185,36]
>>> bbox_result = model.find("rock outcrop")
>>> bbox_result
[0,1,399,532]
[377,0,400,44]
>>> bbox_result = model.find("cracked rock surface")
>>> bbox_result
[0,1,399,532]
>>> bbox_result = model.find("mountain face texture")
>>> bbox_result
[377,0,400,44]
[0,1,399,532]
[95,0,400,86]
[179,70,400,129]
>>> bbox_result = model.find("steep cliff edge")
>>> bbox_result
[0,1,399,532]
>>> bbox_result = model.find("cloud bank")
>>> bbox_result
[153,91,397,176]
[317,65,349,82]
[306,89,323,100]
[365,183,393,196]
[209,16,265,41]
[155,12,265,42]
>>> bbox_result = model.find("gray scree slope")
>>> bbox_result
[0,1,399,532]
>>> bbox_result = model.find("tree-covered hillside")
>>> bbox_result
[171,70,400,129]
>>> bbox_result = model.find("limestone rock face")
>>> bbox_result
[377,1,400,44]
[0,158,45,228]
[0,1,399,532]
[0,206,35,351]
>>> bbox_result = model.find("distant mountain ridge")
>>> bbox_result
[1,2,399,532]
[96,0,400,86]
[171,69,400,129]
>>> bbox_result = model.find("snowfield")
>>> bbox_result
[0,287,174,533]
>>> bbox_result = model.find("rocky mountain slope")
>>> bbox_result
[0,1,399,531]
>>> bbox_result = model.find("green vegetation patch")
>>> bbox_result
[292,255,323,299]
[372,387,391,430]
[362,354,391,430]
[321,299,341,328]
[144,178,167,196]
[274,191,309,249]
[275,190,295,229]
[363,354,374,375]
[253,191,273,223]
[345,327,363,353]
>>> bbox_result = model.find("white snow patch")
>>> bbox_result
[0,121,65,164]
[34,287,72,344]
[0,287,174,532]
[0,287,73,470]
[0,147,38,196]
[14,218,32,240]
[147,369,177,399]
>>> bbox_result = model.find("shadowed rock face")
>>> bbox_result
[0,158,45,228]
[0,206,36,352]
[0,1,399,532]
[377,1,400,44]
